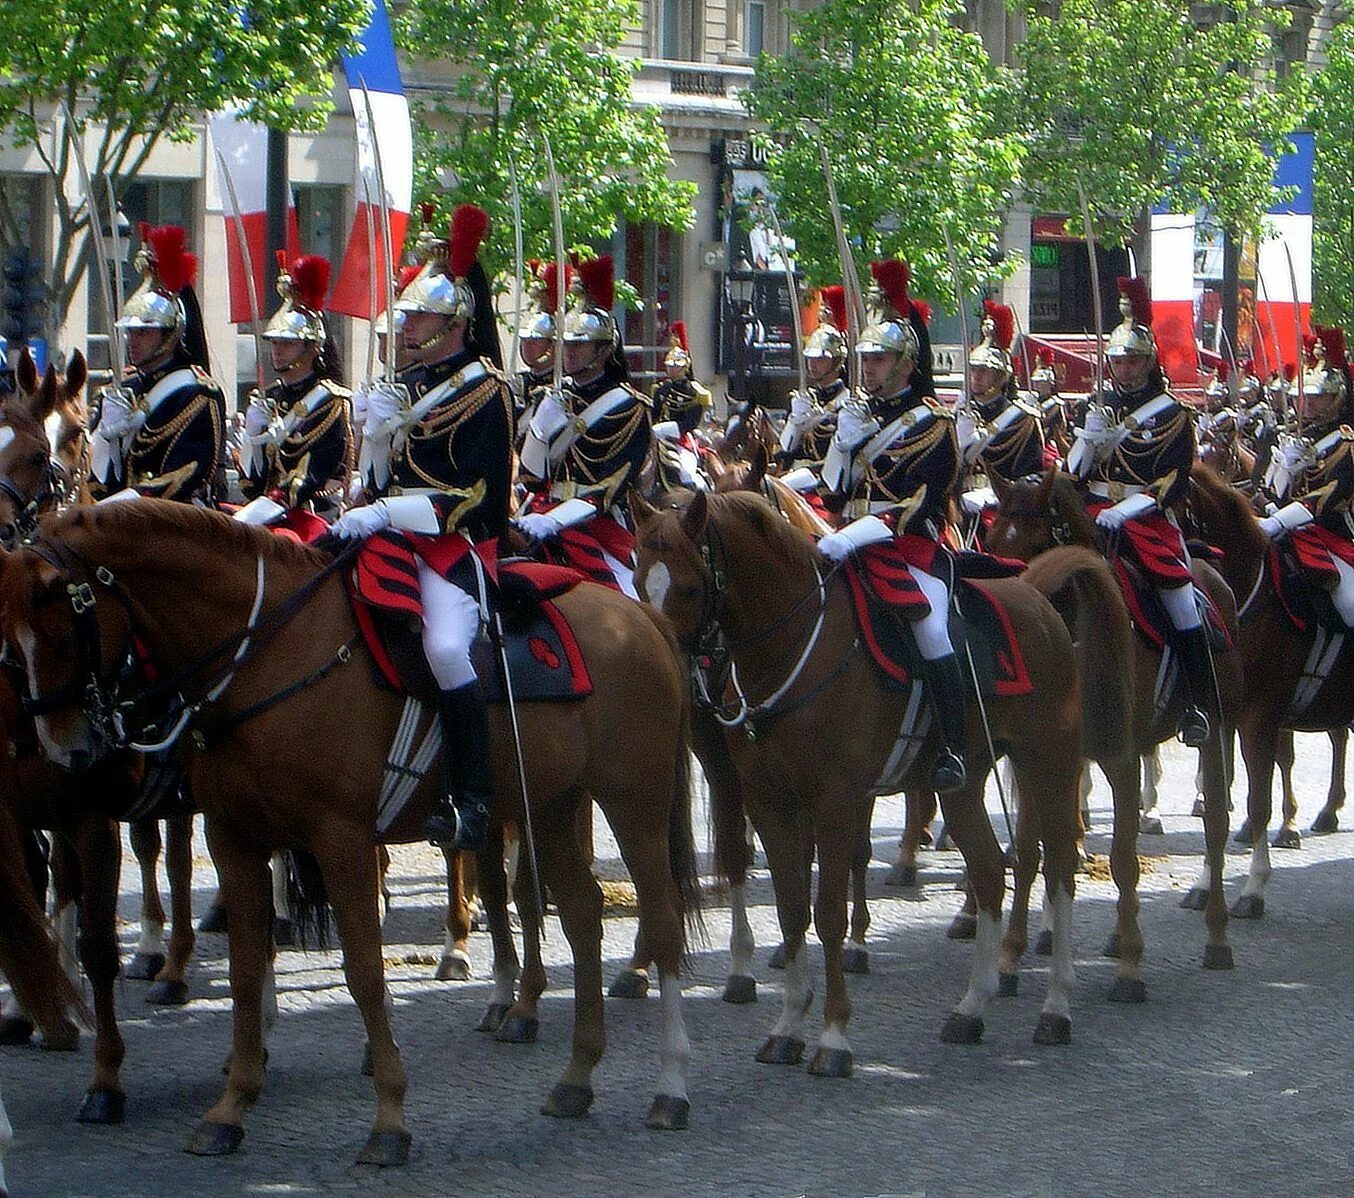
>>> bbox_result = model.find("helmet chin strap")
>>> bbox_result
[406,315,455,354]
[875,353,915,399]
[132,328,179,374]
[568,340,610,384]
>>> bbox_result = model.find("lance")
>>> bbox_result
[360,80,397,386]
[815,136,862,393]
[58,103,122,378]
[213,147,268,394]
[1283,240,1306,439]
[1075,180,1105,399]
[541,133,568,399]
[508,154,526,383]
[757,189,807,395]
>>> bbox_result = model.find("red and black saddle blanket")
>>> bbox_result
[1108,555,1233,652]
[842,538,1032,696]
[1085,499,1194,586]
[525,500,635,592]
[346,531,593,702]
[1272,527,1354,634]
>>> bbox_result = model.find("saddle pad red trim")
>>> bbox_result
[1086,499,1193,585]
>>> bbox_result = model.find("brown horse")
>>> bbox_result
[988,469,1243,981]
[1179,464,1354,917]
[0,499,701,1162]
[633,490,1091,1072]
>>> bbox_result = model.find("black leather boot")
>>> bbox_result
[922,653,969,793]
[423,683,493,853]
[1174,625,1214,748]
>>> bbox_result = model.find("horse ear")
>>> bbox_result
[745,438,768,489]
[630,488,657,531]
[681,489,709,541]
[31,367,60,425]
[1035,466,1058,507]
[15,346,37,396]
[64,350,87,400]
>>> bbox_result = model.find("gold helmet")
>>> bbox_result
[518,260,568,343]
[968,299,1014,375]
[1105,276,1156,359]
[263,253,330,343]
[1031,346,1057,387]
[372,265,419,338]
[116,224,196,333]
[562,256,618,345]
[1303,327,1348,404]
[803,285,848,361]
[856,259,919,360]
[663,320,692,369]
[394,202,489,320]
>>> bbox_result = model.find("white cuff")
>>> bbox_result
[379,495,442,534]
[233,496,286,525]
[779,467,819,493]
[549,497,598,530]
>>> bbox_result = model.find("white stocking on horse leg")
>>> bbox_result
[767,945,810,1049]
[727,883,756,981]
[1037,884,1076,1042]
[0,1082,11,1198]
[54,901,79,985]
[954,911,1002,1021]
[652,971,691,1120]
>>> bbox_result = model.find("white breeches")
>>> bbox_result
[909,565,955,661]
[416,558,481,690]
[1332,555,1354,627]
[1159,581,1202,632]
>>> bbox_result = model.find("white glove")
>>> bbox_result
[816,514,892,562]
[956,411,988,465]
[833,403,875,449]
[1264,436,1311,501]
[351,382,370,427]
[529,390,570,442]
[244,392,275,438]
[330,503,392,540]
[515,511,563,541]
[961,486,997,515]
[779,466,819,493]
[94,386,142,440]
[1258,500,1313,540]
[1095,492,1156,531]
[652,420,681,442]
[364,381,412,433]
[1082,405,1112,437]
[788,390,816,426]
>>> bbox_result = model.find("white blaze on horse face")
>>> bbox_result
[642,562,672,613]
[44,412,63,453]
[17,623,91,768]
[0,427,14,455]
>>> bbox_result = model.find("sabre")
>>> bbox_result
[361,173,380,383]
[213,147,268,393]
[1075,180,1106,399]
[360,80,398,386]
[103,175,125,345]
[1282,240,1306,439]
[1253,261,1285,393]
[815,137,861,392]
[58,103,122,378]
[757,189,807,395]
[541,133,568,399]
[941,224,972,411]
[508,155,526,383]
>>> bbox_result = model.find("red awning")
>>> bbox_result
[1031,216,1082,244]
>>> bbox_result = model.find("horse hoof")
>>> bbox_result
[356,1128,411,1167]
[607,969,650,999]
[0,1016,34,1046]
[1107,977,1147,1004]
[1232,820,1252,845]
[946,914,976,941]
[124,951,166,981]
[1272,828,1302,850]
[494,1015,539,1044]
[76,1088,126,1125]
[885,862,918,888]
[1203,944,1235,971]
[721,975,757,1005]
[940,1013,984,1045]
[767,944,787,970]
[1034,930,1053,956]
[1179,888,1209,911]
[644,1094,690,1130]
[1103,932,1121,959]
[997,972,1018,998]
[841,947,869,975]
[807,1046,853,1078]
[755,1035,804,1065]
[1140,815,1164,836]
[361,1044,373,1076]
[1230,894,1265,920]
[541,1083,593,1119]
[146,979,189,1007]
[1191,798,1206,818]
[185,1120,244,1156]
[1311,811,1340,835]
[435,953,471,982]
[197,906,229,935]
[273,917,296,948]
[40,1019,80,1052]
[476,1002,512,1033]
[1033,1013,1072,1046]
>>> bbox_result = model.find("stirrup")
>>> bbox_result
[930,748,967,794]
[1177,708,1210,749]
[422,796,488,854]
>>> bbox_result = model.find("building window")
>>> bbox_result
[745,0,765,57]
[661,0,681,59]
[0,174,43,253]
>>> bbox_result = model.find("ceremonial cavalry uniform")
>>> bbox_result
[1067,276,1214,745]
[652,321,713,491]
[779,285,851,472]
[333,204,514,851]
[513,260,565,422]
[1030,347,1070,455]
[818,259,968,792]
[518,256,651,597]
[90,225,224,504]
[1259,327,1354,626]
[237,255,351,529]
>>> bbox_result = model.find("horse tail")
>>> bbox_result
[1024,546,1135,764]
[636,602,706,954]
[0,799,90,1038]
[282,848,334,950]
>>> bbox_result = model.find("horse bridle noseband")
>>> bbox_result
[0,455,74,548]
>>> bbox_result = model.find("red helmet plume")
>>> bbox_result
[1317,325,1347,372]
[449,204,489,280]
[981,299,1014,351]
[540,261,574,315]
[870,259,912,319]
[148,225,196,293]
[290,255,331,313]
[821,284,848,332]
[671,320,689,353]
[577,255,616,313]
[1116,275,1152,327]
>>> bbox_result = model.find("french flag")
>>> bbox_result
[327,0,413,319]
[1256,132,1314,376]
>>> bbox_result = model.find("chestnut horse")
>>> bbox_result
[633,490,1090,1073]
[988,469,1244,981]
[0,500,701,1163]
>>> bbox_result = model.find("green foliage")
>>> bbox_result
[1313,24,1354,328]
[1015,0,1305,246]
[744,0,1024,306]
[398,0,695,284]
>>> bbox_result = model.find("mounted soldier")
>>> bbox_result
[236,254,352,532]
[778,285,849,472]
[332,203,514,852]
[517,255,651,597]
[1030,346,1070,458]
[817,258,967,793]
[89,225,224,504]
[651,321,713,492]
[513,260,563,423]
[1066,275,1214,747]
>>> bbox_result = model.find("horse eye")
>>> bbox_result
[28,453,46,469]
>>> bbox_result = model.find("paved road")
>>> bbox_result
[3,737,1353,1198]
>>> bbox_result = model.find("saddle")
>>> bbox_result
[1108,556,1232,653]
[1272,538,1353,636]
[347,533,593,704]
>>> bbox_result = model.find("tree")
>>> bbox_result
[1312,23,1354,328]
[743,0,1025,304]
[0,0,370,332]
[397,0,696,284]
[1015,0,1306,254]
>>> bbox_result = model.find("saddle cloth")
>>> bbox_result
[346,532,593,703]
[526,500,635,592]
[1108,556,1233,652]
[843,541,1032,696]
[1085,498,1194,586]
[1273,529,1354,635]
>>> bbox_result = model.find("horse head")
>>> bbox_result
[988,468,1090,561]
[632,489,715,648]
[0,349,85,547]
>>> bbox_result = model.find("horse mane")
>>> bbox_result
[1047,472,1100,544]
[708,490,820,573]
[1186,462,1266,552]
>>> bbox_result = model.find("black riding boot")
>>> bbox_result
[922,653,969,794]
[1175,625,1215,748]
[422,683,493,853]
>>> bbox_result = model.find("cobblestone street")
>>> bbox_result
[4,738,1353,1198]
